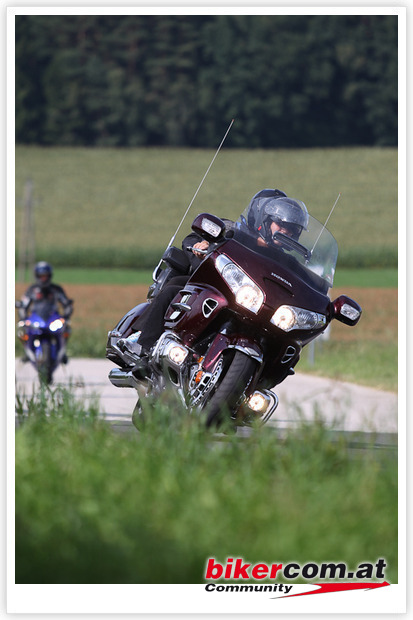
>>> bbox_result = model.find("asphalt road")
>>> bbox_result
[15,357,398,439]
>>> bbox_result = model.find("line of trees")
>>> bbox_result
[15,14,398,148]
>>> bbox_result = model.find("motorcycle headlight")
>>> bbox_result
[271,305,326,332]
[216,256,264,314]
[168,344,188,365]
[49,318,65,332]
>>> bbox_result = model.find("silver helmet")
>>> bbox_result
[263,197,309,241]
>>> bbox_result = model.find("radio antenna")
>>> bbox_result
[166,119,234,250]
[311,192,341,255]
[153,119,235,278]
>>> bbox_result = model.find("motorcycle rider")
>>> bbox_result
[122,234,225,377]
[239,188,309,245]
[17,261,73,362]
[125,189,308,377]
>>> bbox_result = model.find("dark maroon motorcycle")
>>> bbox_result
[106,210,361,430]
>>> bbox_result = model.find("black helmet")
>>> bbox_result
[34,261,53,285]
[262,197,309,242]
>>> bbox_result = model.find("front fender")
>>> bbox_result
[202,332,263,373]
[227,337,263,363]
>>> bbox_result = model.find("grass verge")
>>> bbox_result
[299,340,398,393]
[15,388,397,584]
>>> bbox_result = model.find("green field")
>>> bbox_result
[15,389,397,584]
[15,146,398,270]
[49,266,397,287]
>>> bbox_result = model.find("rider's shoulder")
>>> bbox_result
[25,283,38,295]
[50,282,64,291]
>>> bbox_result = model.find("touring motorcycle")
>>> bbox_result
[106,211,361,429]
[16,304,68,384]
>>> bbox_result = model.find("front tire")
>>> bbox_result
[36,341,53,385]
[204,351,256,428]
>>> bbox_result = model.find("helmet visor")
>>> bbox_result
[270,221,303,241]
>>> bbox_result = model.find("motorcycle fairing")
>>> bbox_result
[25,310,61,334]
[163,284,228,344]
[164,242,332,350]
[211,240,332,313]
[19,311,67,371]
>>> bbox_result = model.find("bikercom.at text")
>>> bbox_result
[205,558,387,581]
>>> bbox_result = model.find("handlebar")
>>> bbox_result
[187,246,209,256]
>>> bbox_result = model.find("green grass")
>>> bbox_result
[299,340,398,392]
[15,388,397,585]
[15,146,397,269]
[333,268,397,288]
[40,266,398,287]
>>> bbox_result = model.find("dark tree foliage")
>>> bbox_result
[15,14,398,147]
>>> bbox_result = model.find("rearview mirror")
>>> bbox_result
[191,213,226,241]
[331,295,362,326]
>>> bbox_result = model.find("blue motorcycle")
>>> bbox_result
[16,305,68,384]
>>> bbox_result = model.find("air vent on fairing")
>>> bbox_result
[202,298,218,318]
[281,346,296,364]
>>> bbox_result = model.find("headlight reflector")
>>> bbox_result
[271,305,326,332]
[216,256,264,314]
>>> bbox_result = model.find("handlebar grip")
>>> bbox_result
[187,246,209,255]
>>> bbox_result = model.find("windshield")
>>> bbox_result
[235,214,338,289]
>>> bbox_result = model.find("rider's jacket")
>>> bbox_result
[19,283,73,320]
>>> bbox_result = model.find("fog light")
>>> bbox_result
[168,345,188,365]
[248,391,268,413]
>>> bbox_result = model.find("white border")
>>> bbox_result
[7,6,406,617]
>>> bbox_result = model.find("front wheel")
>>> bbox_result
[36,341,53,385]
[204,351,257,428]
